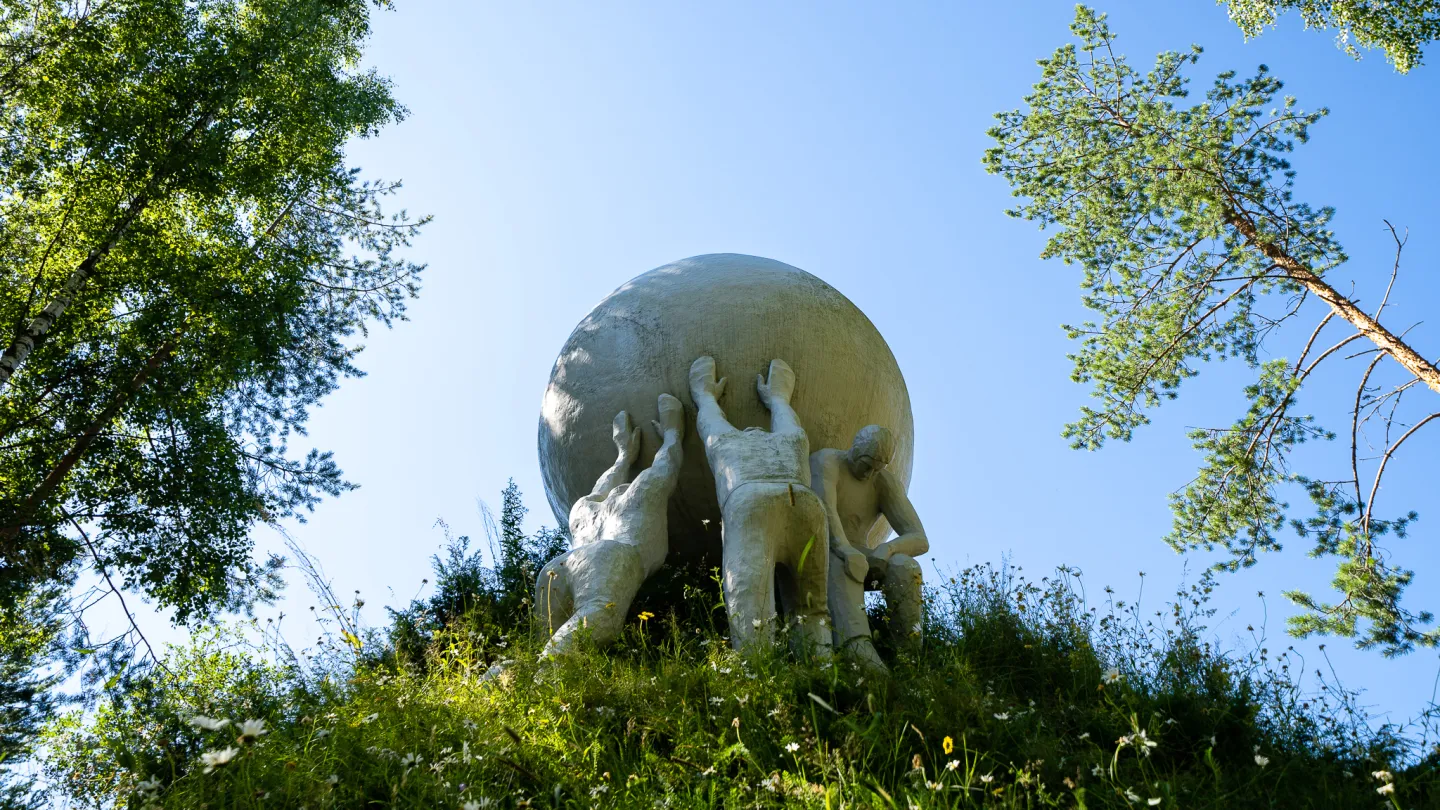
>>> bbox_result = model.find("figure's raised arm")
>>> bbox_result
[689,356,736,442]
[588,410,640,498]
[873,469,928,560]
[628,393,685,494]
[756,358,803,436]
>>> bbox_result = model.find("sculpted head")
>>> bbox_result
[845,425,895,482]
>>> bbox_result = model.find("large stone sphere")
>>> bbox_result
[538,253,913,563]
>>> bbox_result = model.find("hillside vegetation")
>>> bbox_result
[40,523,1439,809]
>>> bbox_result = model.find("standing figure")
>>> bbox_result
[533,393,685,659]
[811,425,928,667]
[689,356,831,654]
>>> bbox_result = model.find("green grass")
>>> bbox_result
[41,564,1439,808]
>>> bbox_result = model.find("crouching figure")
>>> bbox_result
[689,356,831,655]
[534,393,684,658]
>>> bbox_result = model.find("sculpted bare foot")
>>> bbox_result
[756,358,795,409]
[652,392,685,439]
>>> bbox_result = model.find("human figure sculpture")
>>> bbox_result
[688,356,831,654]
[532,393,685,659]
[810,425,928,667]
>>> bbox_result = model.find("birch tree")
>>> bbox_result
[985,6,1439,655]
[0,0,424,629]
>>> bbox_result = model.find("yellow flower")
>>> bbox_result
[637,611,655,621]
[943,736,954,755]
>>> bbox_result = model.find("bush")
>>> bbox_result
[40,551,1437,809]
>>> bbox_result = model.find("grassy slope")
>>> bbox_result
[43,565,1439,809]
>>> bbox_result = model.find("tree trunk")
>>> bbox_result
[0,334,179,543]
[1226,210,1440,395]
[0,196,150,393]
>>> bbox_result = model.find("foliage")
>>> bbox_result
[984,6,1439,655]
[387,481,568,669]
[41,559,1435,809]
[0,0,424,625]
[1221,0,1440,73]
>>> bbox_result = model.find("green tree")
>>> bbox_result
[1220,0,1440,73]
[0,0,423,777]
[985,6,1439,655]
[0,0,423,614]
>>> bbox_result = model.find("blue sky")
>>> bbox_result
[120,1,1440,729]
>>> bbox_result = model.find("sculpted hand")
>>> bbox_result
[653,392,685,439]
[865,547,891,584]
[612,410,640,461]
[689,356,727,401]
[756,358,795,409]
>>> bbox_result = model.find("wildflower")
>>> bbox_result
[700,766,716,776]
[1373,770,1394,782]
[236,718,267,743]
[136,776,162,793]
[1092,764,1103,777]
[314,729,330,739]
[1125,787,1142,802]
[589,784,609,797]
[751,618,762,629]
[731,717,740,729]
[637,611,654,621]
[362,713,379,724]
[401,753,423,768]
[1134,729,1157,756]
[1377,783,1395,795]
[1078,732,1091,740]
[189,716,230,732]
[784,742,799,753]
[979,773,994,783]
[993,712,1011,721]
[200,747,239,773]
[462,800,494,810]
[942,735,954,754]
[1253,754,1269,767]
[926,780,944,791]
[946,759,960,771]
[1148,799,1161,807]
[325,775,339,786]
[1103,668,1121,684]
[911,754,923,772]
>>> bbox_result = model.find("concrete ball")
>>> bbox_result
[538,253,913,562]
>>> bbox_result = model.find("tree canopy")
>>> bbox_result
[986,6,1439,655]
[0,0,423,655]
[1221,0,1440,73]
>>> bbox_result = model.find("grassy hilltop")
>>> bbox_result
[41,533,1440,810]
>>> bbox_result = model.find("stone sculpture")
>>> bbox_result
[811,425,928,666]
[532,393,685,658]
[689,356,831,654]
[539,254,913,567]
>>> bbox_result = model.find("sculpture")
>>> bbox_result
[689,356,831,654]
[810,425,928,666]
[539,254,913,564]
[532,394,685,658]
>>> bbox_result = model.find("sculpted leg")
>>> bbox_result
[535,542,645,658]
[720,487,779,651]
[775,488,832,656]
[882,553,925,649]
[828,551,886,672]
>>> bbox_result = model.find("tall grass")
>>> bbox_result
[40,550,1439,808]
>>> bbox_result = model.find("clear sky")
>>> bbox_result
[117,1,1440,731]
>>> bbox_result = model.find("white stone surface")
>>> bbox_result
[539,254,913,565]
[533,395,685,658]
[689,356,830,654]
